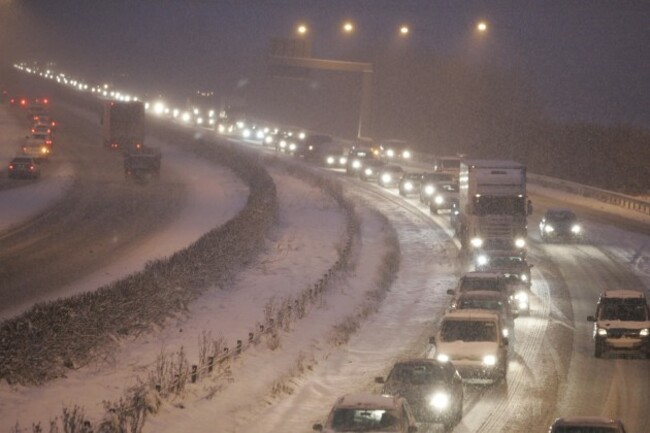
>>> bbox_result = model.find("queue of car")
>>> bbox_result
[5,95,58,180]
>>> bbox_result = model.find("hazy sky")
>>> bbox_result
[2,0,649,128]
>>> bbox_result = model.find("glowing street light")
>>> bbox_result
[296,23,308,36]
[477,21,488,32]
[399,25,410,36]
[342,21,354,33]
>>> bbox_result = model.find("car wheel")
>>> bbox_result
[594,342,603,358]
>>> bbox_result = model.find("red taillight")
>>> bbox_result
[8,164,14,170]
[43,99,48,104]
[20,99,27,105]
[29,165,35,171]
[51,121,56,126]
[31,128,36,133]
[46,140,52,145]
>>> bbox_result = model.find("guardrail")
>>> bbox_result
[387,148,650,218]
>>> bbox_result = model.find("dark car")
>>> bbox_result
[398,172,426,196]
[376,359,463,429]
[359,158,385,181]
[345,148,374,176]
[8,156,41,179]
[419,173,454,204]
[539,208,583,242]
[548,416,627,433]
[377,164,405,188]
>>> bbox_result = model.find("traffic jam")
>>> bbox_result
[5,62,648,433]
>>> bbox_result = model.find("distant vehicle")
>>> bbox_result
[379,139,412,160]
[27,103,48,120]
[432,156,461,181]
[376,359,463,429]
[22,136,51,160]
[123,146,161,184]
[539,208,583,243]
[360,158,386,181]
[447,271,524,316]
[345,148,375,176]
[419,173,454,204]
[377,165,404,188]
[587,290,650,358]
[301,133,337,163]
[430,309,508,383]
[475,250,533,314]
[548,416,627,433]
[8,156,40,179]
[450,290,516,339]
[101,100,145,150]
[313,392,418,433]
[398,172,426,197]
[9,96,28,108]
[33,114,57,130]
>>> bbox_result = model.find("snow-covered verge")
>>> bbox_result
[0,131,278,386]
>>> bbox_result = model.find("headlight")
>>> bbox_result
[434,195,444,205]
[515,291,528,302]
[289,143,297,151]
[403,150,411,159]
[502,328,509,338]
[571,224,582,234]
[264,135,273,144]
[476,254,488,266]
[386,149,395,158]
[640,328,649,337]
[515,238,526,249]
[482,355,497,366]
[544,225,554,233]
[326,156,335,165]
[365,168,373,175]
[404,181,413,191]
[279,140,287,148]
[242,128,251,138]
[339,157,347,165]
[520,274,528,282]
[597,328,608,337]
[470,237,483,248]
[436,353,449,363]
[425,185,435,195]
[218,124,225,133]
[429,392,450,410]
[352,160,361,169]
[381,173,392,183]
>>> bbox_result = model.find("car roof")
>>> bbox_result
[334,392,401,410]
[552,416,621,427]
[601,290,646,300]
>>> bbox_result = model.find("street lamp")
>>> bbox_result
[399,25,410,36]
[477,21,488,33]
[342,21,354,34]
[296,23,308,36]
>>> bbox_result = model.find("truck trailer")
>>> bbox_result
[101,101,145,150]
[458,160,529,255]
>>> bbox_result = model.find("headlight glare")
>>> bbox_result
[515,238,526,249]
[482,355,497,366]
[404,181,413,191]
[597,328,607,337]
[381,173,392,183]
[571,224,582,234]
[434,195,444,205]
[429,392,450,410]
[544,225,554,233]
[470,237,483,248]
[436,353,449,363]
[640,328,649,337]
[476,255,488,266]
[425,185,435,195]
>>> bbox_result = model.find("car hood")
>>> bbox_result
[436,341,498,359]
[384,382,450,401]
[597,320,650,330]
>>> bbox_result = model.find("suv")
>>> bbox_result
[450,290,516,339]
[313,392,418,433]
[548,416,627,433]
[430,310,508,383]
[398,172,426,197]
[8,156,41,179]
[375,359,463,429]
[587,290,650,358]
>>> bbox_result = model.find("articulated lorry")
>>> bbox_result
[458,160,529,255]
[101,101,145,150]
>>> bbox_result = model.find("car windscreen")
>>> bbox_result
[547,211,576,221]
[330,408,399,431]
[599,304,648,321]
[460,278,502,291]
[441,320,497,342]
[552,427,619,433]
[390,363,446,385]
[440,159,460,169]
[458,299,503,312]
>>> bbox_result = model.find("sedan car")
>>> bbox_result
[8,156,40,179]
[376,359,463,429]
[539,208,583,242]
[313,392,418,433]
[398,172,426,197]
[377,165,405,188]
[359,158,386,181]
